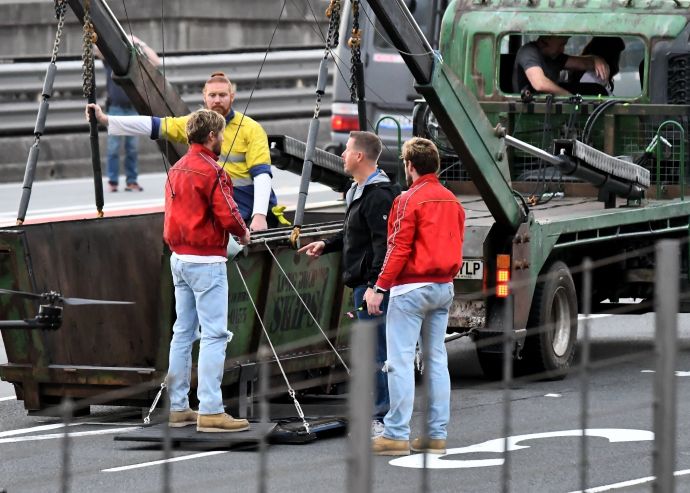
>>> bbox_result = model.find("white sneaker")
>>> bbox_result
[371,420,385,438]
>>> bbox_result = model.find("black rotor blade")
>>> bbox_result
[0,288,45,300]
[61,297,135,306]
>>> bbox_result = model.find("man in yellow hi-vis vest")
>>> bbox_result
[88,72,288,230]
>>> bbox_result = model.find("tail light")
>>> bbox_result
[331,103,360,132]
[496,254,511,298]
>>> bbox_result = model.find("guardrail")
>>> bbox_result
[0,49,333,135]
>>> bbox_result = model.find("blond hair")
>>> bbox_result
[186,109,225,145]
[401,137,440,175]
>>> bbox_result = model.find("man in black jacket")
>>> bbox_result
[298,131,399,437]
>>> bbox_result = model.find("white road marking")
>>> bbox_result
[102,450,228,472]
[640,370,690,376]
[568,468,690,492]
[0,396,16,402]
[0,427,138,444]
[0,422,81,438]
[544,393,562,398]
[389,429,654,469]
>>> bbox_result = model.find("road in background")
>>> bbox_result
[0,315,688,492]
[0,169,343,226]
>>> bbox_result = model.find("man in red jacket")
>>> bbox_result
[163,109,251,433]
[365,137,465,456]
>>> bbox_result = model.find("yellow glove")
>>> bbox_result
[272,205,291,226]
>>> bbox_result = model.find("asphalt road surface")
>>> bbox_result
[1,314,689,493]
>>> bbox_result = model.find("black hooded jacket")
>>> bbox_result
[323,180,400,288]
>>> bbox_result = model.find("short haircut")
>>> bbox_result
[349,131,382,162]
[186,109,225,145]
[203,71,234,93]
[401,137,440,176]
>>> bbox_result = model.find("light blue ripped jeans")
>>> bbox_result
[383,282,454,441]
[167,256,232,415]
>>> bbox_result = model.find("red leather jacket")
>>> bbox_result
[163,143,248,256]
[377,174,465,290]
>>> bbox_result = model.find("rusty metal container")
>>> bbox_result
[0,212,351,412]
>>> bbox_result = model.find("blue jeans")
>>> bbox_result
[384,282,454,441]
[106,105,138,185]
[168,257,231,415]
[353,285,389,420]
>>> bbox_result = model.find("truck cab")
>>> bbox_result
[362,0,690,378]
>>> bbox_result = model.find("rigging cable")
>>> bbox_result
[234,262,312,435]
[119,0,175,197]
[16,0,67,225]
[263,240,350,374]
[290,0,343,248]
[301,0,412,162]
[219,0,289,173]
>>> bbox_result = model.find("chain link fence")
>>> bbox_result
[1,235,688,491]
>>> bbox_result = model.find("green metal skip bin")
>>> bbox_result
[0,213,351,412]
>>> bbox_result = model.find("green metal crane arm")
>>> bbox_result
[363,0,526,231]
[66,0,188,165]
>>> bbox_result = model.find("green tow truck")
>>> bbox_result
[363,0,690,377]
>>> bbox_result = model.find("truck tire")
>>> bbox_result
[476,349,507,380]
[520,261,578,380]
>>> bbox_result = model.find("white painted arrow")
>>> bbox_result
[390,429,654,469]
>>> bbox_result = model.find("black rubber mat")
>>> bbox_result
[114,422,276,447]
[114,417,347,447]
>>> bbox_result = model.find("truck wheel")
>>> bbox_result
[520,260,578,380]
[476,349,507,380]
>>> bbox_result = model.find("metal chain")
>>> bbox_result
[262,240,350,374]
[51,0,66,65]
[325,0,341,50]
[312,0,342,122]
[348,0,362,104]
[233,262,311,435]
[143,381,167,425]
[81,0,97,99]
[313,96,321,119]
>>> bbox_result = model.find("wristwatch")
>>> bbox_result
[372,285,387,294]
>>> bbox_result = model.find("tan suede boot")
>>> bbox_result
[168,408,198,428]
[197,413,250,433]
[410,437,447,454]
[372,436,410,456]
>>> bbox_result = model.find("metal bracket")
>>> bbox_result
[237,362,257,419]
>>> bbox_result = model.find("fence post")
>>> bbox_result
[347,320,375,493]
[161,377,172,493]
[257,345,271,493]
[580,258,593,492]
[653,240,679,493]
[501,295,514,493]
[60,397,74,493]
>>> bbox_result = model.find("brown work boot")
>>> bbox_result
[168,408,198,428]
[410,437,447,454]
[197,413,250,433]
[372,436,410,456]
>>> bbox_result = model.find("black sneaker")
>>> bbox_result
[125,182,144,192]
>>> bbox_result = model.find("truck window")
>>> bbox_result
[498,35,645,99]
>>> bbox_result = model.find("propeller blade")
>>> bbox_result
[61,297,135,306]
[0,288,45,300]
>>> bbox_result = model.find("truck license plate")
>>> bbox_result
[455,259,484,280]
